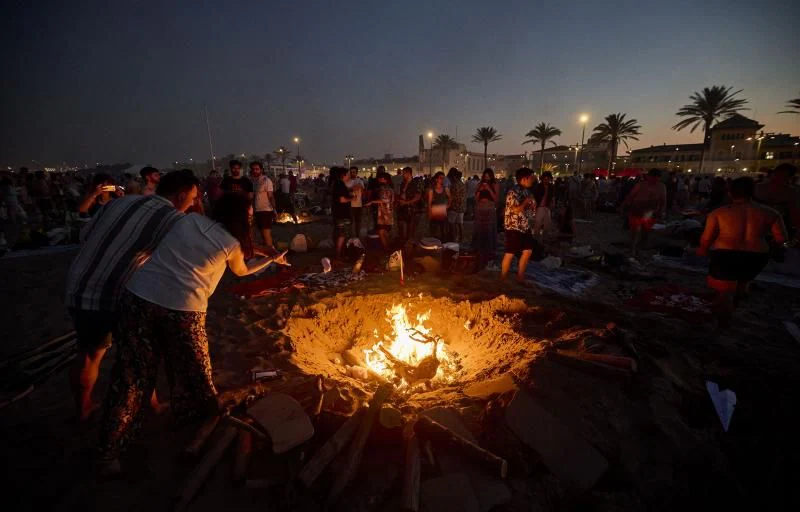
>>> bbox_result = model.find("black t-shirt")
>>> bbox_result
[532,183,552,208]
[220,176,253,196]
[332,180,352,219]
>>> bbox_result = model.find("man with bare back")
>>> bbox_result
[697,177,787,325]
[621,168,667,260]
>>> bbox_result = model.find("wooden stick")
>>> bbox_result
[327,384,393,505]
[174,426,238,512]
[223,415,268,440]
[216,374,324,412]
[414,415,508,479]
[0,331,76,368]
[233,430,253,484]
[184,415,221,458]
[402,425,421,512]
[297,408,365,488]
[422,440,436,468]
[547,350,632,380]
[556,349,638,372]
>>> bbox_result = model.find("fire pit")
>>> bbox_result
[284,292,545,406]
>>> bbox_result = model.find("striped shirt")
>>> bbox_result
[65,195,182,311]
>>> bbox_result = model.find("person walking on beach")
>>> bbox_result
[697,177,787,326]
[501,168,537,284]
[347,166,365,238]
[97,193,288,473]
[250,161,276,251]
[65,170,200,422]
[621,168,666,260]
[396,167,421,243]
[447,168,466,243]
[427,171,450,240]
[473,168,499,267]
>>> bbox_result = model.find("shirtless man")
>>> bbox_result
[697,177,787,325]
[621,168,667,260]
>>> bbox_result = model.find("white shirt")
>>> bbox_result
[253,176,274,212]
[126,214,239,312]
[347,177,364,207]
[279,177,291,194]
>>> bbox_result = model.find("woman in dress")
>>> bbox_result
[473,168,499,267]
[426,171,450,240]
[97,193,288,471]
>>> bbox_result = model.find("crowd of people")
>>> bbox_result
[2,155,794,473]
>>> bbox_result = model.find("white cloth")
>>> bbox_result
[279,177,291,194]
[126,214,239,312]
[347,177,364,208]
[254,176,274,212]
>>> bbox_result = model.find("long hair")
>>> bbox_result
[481,168,496,184]
[211,193,254,259]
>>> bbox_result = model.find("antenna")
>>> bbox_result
[204,106,216,171]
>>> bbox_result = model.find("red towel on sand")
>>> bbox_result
[228,270,302,299]
[625,284,714,321]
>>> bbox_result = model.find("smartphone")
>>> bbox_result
[101,185,116,192]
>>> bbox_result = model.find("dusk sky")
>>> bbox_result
[2,0,798,168]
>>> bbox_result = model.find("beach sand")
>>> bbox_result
[1,213,799,510]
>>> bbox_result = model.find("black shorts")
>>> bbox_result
[254,211,275,230]
[333,217,352,238]
[504,229,534,256]
[709,250,770,282]
[69,308,116,352]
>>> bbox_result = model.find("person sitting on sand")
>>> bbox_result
[97,193,289,473]
[696,177,787,327]
[621,168,666,261]
[65,170,200,422]
[501,167,537,284]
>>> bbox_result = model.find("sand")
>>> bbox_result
[2,213,800,510]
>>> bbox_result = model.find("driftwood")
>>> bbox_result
[233,430,253,484]
[184,415,221,458]
[0,331,76,368]
[327,384,393,505]
[377,344,439,384]
[402,425,421,512]
[557,349,638,372]
[297,408,366,488]
[548,350,633,380]
[223,414,268,440]
[174,426,238,512]
[414,415,508,479]
[343,349,392,385]
[216,374,324,414]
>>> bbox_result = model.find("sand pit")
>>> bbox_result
[284,292,546,406]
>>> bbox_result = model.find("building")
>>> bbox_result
[350,154,421,177]
[630,114,800,175]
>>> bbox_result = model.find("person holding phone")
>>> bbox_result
[97,193,289,472]
[78,174,124,217]
[473,168,500,267]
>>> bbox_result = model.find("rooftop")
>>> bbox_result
[712,114,764,131]
[630,143,705,154]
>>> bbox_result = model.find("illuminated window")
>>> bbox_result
[765,152,775,160]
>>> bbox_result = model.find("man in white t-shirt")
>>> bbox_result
[347,166,365,237]
[250,162,276,250]
[277,173,297,223]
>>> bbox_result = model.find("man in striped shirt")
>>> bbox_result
[65,170,200,422]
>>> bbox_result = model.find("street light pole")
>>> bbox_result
[427,131,434,176]
[578,114,589,174]
[294,137,300,175]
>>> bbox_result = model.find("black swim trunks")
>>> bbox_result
[708,250,770,282]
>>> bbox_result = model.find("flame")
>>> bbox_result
[363,303,455,389]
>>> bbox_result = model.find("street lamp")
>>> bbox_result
[427,131,434,176]
[578,114,589,173]
[294,137,301,173]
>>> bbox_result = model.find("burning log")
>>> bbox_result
[233,430,253,484]
[183,415,221,459]
[377,341,439,385]
[297,408,366,488]
[414,415,508,479]
[174,426,238,512]
[327,384,393,505]
[402,425,421,512]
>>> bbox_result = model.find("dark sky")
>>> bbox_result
[2,0,798,168]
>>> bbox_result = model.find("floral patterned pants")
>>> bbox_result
[97,291,218,460]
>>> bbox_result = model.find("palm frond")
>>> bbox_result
[778,95,800,114]
[673,85,749,132]
[472,126,502,143]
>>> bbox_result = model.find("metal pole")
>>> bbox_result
[578,124,586,173]
[204,106,215,171]
[429,140,433,176]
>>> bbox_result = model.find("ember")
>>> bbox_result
[363,304,458,390]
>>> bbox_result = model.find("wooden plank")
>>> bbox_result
[297,408,365,488]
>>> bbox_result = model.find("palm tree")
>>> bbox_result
[273,146,292,170]
[778,93,800,114]
[589,113,642,173]
[433,134,458,174]
[523,122,562,173]
[472,127,502,169]
[672,85,748,172]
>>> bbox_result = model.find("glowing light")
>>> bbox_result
[294,137,300,143]
[743,168,748,171]
[579,114,589,124]
[363,304,456,390]
[717,168,722,172]
[427,131,433,139]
